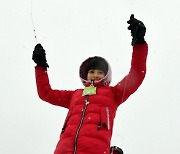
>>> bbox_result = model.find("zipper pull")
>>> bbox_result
[97,122,101,130]
[85,95,89,105]
[85,101,89,105]
[90,80,94,86]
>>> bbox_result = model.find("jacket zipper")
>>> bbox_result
[73,95,89,154]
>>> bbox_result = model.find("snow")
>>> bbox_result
[0,0,180,154]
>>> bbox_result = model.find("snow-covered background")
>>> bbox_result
[0,0,180,153]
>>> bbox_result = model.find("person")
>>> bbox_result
[32,14,148,154]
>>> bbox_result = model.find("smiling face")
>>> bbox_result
[87,69,105,81]
[80,56,112,86]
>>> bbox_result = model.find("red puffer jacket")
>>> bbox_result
[35,43,148,154]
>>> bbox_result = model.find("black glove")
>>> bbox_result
[110,146,123,154]
[32,44,49,68]
[127,14,146,45]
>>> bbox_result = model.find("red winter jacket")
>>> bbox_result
[35,43,148,154]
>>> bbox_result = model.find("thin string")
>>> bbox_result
[30,0,38,44]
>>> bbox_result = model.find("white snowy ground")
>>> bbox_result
[0,0,180,154]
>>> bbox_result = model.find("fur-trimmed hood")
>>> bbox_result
[79,56,112,86]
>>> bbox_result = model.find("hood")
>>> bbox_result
[79,56,112,86]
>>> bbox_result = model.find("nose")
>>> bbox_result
[93,72,100,80]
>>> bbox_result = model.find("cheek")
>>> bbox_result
[100,74,105,78]
[87,74,91,80]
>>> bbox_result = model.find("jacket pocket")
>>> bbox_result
[98,107,111,130]
[61,111,71,134]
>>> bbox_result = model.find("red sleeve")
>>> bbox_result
[113,42,148,105]
[35,66,75,108]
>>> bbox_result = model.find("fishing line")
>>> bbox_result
[30,0,38,44]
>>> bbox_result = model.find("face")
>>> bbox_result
[87,69,105,81]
